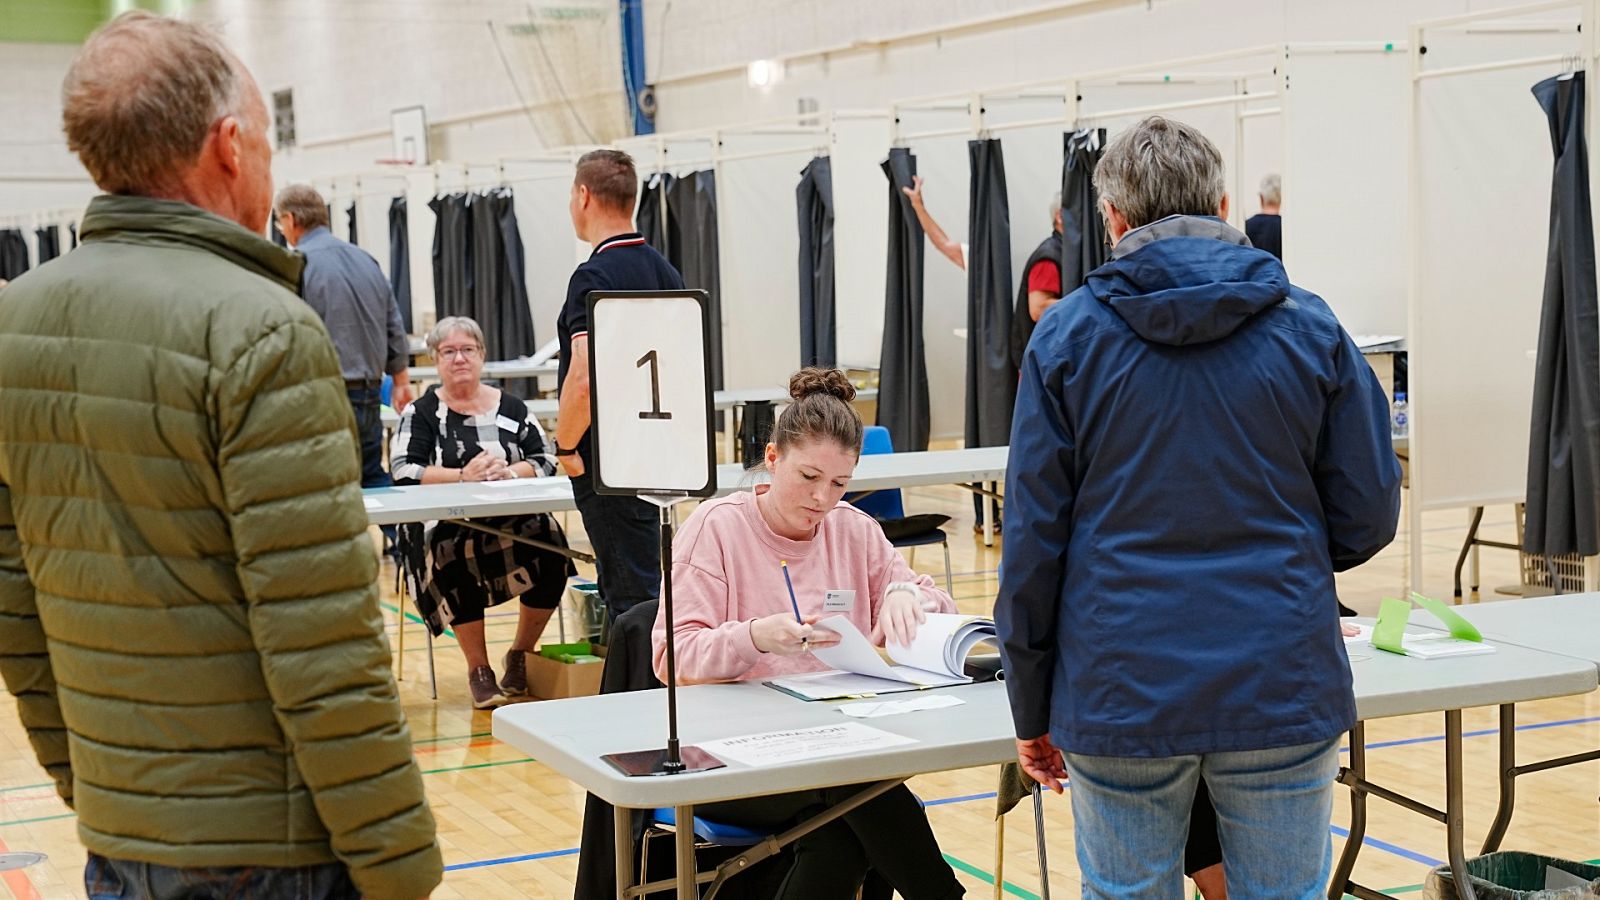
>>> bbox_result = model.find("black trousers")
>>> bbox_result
[570,468,661,620]
[698,783,964,900]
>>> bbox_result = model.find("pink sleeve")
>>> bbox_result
[651,561,764,685]
[866,529,958,624]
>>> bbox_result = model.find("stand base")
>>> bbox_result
[603,745,726,777]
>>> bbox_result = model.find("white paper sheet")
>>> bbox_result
[838,695,966,718]
[886,613,993,677]
[810,616,965,687]
[696,722,917,768]
[765,671,938,701]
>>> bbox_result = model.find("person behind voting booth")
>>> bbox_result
[651,368,965,900]
[390,315,575,710]
[555,149,685,622]
[996,116,1400,899]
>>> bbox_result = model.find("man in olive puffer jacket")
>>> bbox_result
[0,12,441,899]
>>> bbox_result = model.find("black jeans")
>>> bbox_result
[570,468,661,620]
[86,852,359,900]
[698,783,964,900]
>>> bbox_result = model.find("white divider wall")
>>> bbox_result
[1407,0,1594,593]
[505,158,584,348]
[831,115,894,369]
[897,105,973,443]
[716,133,816,391]
[1282,46,1409,335]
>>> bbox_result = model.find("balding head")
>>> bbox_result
[62,11,273,233]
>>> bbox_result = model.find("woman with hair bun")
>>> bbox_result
[651,367,965,899]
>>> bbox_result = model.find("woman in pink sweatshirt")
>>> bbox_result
[651,368,965,900]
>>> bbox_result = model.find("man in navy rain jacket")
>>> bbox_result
[995,116,1400,899]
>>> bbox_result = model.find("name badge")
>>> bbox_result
[495,415,521,433]
[824,590,855,613]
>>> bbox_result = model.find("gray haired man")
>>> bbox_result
[0,12,440,899]
[996,116,1398,899]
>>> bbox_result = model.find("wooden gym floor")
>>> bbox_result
[2,451,1596,898]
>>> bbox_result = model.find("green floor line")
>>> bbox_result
[0,782,52,795]
[402,637,514,655]
[381,601,455,640]
[943,852,1042,900]
[420,758,536,776]
[0,811,75,828]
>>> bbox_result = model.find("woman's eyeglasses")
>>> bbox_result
[436,346,482,360]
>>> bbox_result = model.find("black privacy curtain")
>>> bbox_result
[1061,128,1109,295]
[796,156,837,368]
[966,138,1015,449]
[0,230,28,280]
[35,226,60,264]
[1525,71,1600,563]
[431,189,539,394]
[638,171,725,389]
[389,196,413,333]
[346,201,359,245]
[879,148,930,452]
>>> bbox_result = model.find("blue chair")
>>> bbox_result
[636,805,772,895]
[848,426,954,594]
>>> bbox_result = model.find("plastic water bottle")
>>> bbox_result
[1391,392,1408,439]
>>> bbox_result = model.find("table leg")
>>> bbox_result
[1329,723,1367,900]
[615,805,635,900]
[1444,710,1478,900]
[1481,704,1517,854]
[675,803,697,899]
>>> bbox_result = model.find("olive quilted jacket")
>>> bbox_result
[0,195,442,898]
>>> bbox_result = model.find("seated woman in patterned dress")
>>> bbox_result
[391,316,574,709]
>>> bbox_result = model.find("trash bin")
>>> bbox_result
[565,579,606,643]
[1424,852,1600,899]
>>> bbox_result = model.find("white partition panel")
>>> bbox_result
[717,140,813,392]
[999,123,1067,293]
[1283,48,1408,335]
[506,158,582,348]
[832,115,894,370]
[903,128,972,443]
[1411,63,1552,513]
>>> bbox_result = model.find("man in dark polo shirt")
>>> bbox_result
[555,150,685,621]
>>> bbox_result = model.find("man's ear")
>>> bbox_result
[1218,193,1230,222]
[212,115,244,177]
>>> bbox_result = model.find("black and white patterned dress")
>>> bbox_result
[390,386,574,634]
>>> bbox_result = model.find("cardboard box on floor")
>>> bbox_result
[523,645,607,700]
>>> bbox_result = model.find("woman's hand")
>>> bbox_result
[750,614,841,656]
[873,587,926,647]
[460,454,503,482]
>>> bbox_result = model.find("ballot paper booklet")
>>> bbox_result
[766,613,996,701]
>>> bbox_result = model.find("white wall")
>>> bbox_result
[645,0,1475,132]
[0,42,96,267]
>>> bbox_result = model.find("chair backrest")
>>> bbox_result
[847,425,906,520]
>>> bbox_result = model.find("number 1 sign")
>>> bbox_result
[586,290,717,497]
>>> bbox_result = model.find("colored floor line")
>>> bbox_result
[943,851,1042,899]
[0,784,50,796]
[418,757,536,776]
[1329,825,1442,867]
[1347,714,1600,753]
[412,730,493,745]
[443,845,579,872]
[379,601,455,640]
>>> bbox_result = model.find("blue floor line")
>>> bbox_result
[1330,825,1444,868]
[444,845,580,871]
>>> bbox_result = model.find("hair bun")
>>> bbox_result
[788,367,856,404]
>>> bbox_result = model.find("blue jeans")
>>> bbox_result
[85,852,359,900]
[1064,738,1339,899]
[347,385,390,490]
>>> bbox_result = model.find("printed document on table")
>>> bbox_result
[697,722,917,768]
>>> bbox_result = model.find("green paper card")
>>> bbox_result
[1373,597,1411,654]
[1410,592,1483,642]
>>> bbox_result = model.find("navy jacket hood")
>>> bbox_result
[1087,215,1290,346]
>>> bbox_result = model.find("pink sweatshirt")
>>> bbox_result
[651,488,956,685]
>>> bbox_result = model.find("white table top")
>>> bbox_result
[407,359,560,381]
[494,681,1018,808]
[363,445,1010,526]
[1416,594,1600,667]
[494,632,1596,809]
